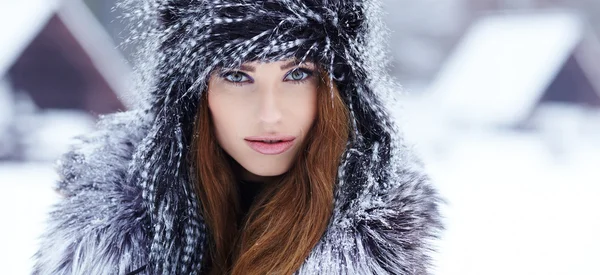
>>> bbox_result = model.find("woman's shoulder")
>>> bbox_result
[54,110,149,196]
[32,110,152,275]
[298,141,444,274]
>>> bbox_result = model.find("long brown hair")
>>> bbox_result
[191,68,350,274]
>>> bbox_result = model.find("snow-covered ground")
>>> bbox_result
[0,109,93,273]
[0,162,60,274]
[428,131,600,275]
[399,97,600,274]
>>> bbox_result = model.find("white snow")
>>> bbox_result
[0,107,93,273]
[426,11,585,126]
[0,108,93,273]
[0,79,14,156]
[16,109,95,162]
[0,0,60,77]
[0,162,60,275]
[429,132,600,275]
[58,0,136,109]
[398,94,600,274]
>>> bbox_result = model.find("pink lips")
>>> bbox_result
[244,136,296,155]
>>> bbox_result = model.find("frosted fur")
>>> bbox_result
[32,0,443,274]
[32,111,151,275]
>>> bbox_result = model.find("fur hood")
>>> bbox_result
[32,0,443,274]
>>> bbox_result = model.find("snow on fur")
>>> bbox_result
[32,0,443,274]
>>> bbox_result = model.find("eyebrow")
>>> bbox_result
[237,60,314,72]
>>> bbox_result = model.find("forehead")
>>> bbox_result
[238,59,316,68]
[219,56,317,68]
[210,59,319,76]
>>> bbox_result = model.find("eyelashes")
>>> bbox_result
[219,67,315,87]
[221,71,251,84]
[284,68,314,83]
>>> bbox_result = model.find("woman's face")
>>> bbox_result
[207,59,318,182]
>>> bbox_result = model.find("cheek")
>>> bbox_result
[289,87,318,133]
[207,92,239,149]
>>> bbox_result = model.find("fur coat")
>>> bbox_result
[32,0,444,274]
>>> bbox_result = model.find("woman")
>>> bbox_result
[33,0,443,274]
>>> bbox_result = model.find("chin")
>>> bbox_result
[246,165,288,177]
[241,159,292,177]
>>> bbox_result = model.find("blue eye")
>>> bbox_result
[284,68,313,82]
[222,71,251,84]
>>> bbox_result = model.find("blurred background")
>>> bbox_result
[1,0,599,274]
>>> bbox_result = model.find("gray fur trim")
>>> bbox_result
[32,111,151,275]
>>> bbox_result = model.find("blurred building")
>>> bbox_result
[379,0,600,92]
[1,0,131,114]
[0,0,131,161]
[426,11,600,127]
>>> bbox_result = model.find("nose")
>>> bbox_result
[257,83,283,125]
